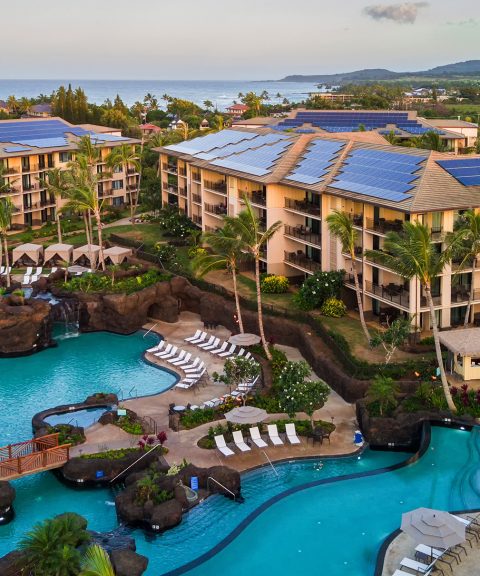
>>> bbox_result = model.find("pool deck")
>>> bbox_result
[70,312,358,471]
[381,520,480,576]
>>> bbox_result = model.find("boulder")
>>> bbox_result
[207,466,241,497]
[89,530,136,553]
[84,393,118,405]
[150,499,183,532]
[111,549,148,576]
[0,550,26,576]
[0,482,15,511]
[115,486,145,524]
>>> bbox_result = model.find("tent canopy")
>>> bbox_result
[44,243,74,263]
[438,328,480,357]
[103,246,132,264]
[12,243,44,264]
[72,244,101,264]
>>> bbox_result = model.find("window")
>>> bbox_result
[112,180,123,190]
[113,165,122,173]
[59,152,71,163]
[113,197,124,206]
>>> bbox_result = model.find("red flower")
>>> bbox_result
[157,431,167,445]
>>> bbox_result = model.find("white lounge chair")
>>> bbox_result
[31,266,43,282]
[218,344,236,358]
[414,544,445,561]
[167,350,186,364]
[2,266,12,276]
[244,352,252,360]
[161,346,178,360]
[0,266,4,274]
[285,423,301,445]
[198,335,216,349]
[268,424,284,446]
[204,398,221,408]
[154,343,173,357]
[22,266,33,284]
[214,435,234,457]
[203,337,221,352]
[190,331,207,345]
[210,341,228,355]
[184,361,205,374]
[400,557,434,575]
[233,430,251,452]
[236,348,246,357]
[250,427,268,448]
[182,358,200,371]
[184,329,202,343]
[175,379,198,390]
[171,352,192,367]
[147,340,165,353]
[50,267,58,274]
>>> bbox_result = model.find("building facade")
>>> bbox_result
[0,117,140,229]
[156,124,480,333]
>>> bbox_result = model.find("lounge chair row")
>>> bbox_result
[0,266,11,276]
[22,266,58,284]
[215,423,301,457]
[146,341,208,389]
[184,330,250,359]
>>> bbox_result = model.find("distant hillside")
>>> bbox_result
[280,60,480,83]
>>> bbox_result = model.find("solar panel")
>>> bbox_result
[436,158,480,186]
[195,133,288,160]
[4,146,32,152]
[330,179,412,202]
[285,139,344,184]
[458,176,480,186]
[166,130,257,155]
[212,139,293,176]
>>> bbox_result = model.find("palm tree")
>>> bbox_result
[326,209,370,343]
[365,221,457,412]
[0,197,14,288]
[40,168,69,243]
[227,196,282,360]
[80,545,115,576]
[192,223,246,333]
[450,209,480,326]
[76,135,102,175]
[366,375,399,416]
[106,144,141,221]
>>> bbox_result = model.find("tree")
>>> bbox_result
[214,356,260,404]
[449,209,480,326]
[370,317,411,364]
[203,99,214,111]
[106,144,141,221]
[366,375,399,416]
[227,196,282,360]
[80,545,115,576]
[275,360,330,428]
[41,168,69,243]
[0,196,14,288]
[192,223,246,332]
[365,221,457,412]
[326,209,370,343]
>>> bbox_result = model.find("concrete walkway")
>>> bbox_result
[71,312,359,471]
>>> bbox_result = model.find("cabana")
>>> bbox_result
[12,243,43,265]
[439,328,480,381]
[72,244,101,267]
[43,243,74,265]
[103,246,132,265]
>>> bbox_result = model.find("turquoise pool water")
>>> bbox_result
[44,407,113,428]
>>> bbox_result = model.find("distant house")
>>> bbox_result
[226,103,249,117]
[28,104,52,118]
[169,118,186,131]
[139,123,162,136]
[200,118,210,130]
[0,100,8,113]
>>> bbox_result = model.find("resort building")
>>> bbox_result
[226,103,249,118]
[156,125,480,333]
[0,117,140,230]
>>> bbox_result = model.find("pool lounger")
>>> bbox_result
[189,331,208,345]
[400,557,439,576]
[203,398,221,408]
[184,329,202,343]
[147,340,165,354]
[210,341,229,355]
[184,361,205,374]
[154,343,173,357]
[233,430,251,452]
[250,427,268,448]
[198,336,217,350]
[202,337,221,352]
[286,423,301,445]
[167,350,187,364]
[159,346,179,361]
[218,344,237,358]
[214,434,234,457]
[268,424,284,446]
[171,352,192,366]
[22,266,33,284]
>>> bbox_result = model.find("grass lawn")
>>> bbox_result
[58,224,166,248]
[235,273,294,310]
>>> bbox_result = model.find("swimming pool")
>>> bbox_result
[44,406,113,429]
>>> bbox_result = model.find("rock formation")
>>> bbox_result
[0,482,15,525]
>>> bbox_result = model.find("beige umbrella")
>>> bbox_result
[401,508,466,551]
[228,333,261,346]
[224,405,268,424]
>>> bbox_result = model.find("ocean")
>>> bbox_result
[0,79,317,110]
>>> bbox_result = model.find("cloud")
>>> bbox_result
[446,18,479,27]
[363,2,429,24]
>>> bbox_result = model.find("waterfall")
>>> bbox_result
[53,299,80,339]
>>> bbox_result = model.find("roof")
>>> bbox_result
[156,126,480,213]
[139,123,161,131]
[0,100,7,109]
[233,116,278,126]
[77,123,120,133]
[227,104,249,111]
[439,328,480,356]
[423,119,478,129]
[30,104,52,113]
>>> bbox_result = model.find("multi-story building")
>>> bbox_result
[0,117,140,229]
[156,124,480,333]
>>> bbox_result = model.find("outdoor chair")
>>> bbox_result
[210,341,229,355]
[249,427,267,448]
[185,329,202,343]
[160,346,178,360]
[167,350,186,364]
[184,361,205,374]
[171,352,192,367]
[400,557,443,576]
[182,357,201,371]
[155,343,173,357]
[198,335,216,349]
[236,348,246,357]
[190,331,208,345]
[202,337,221,352]
[415,545,459,568]
[204,397,221,408]
[218,344,236,358]
[31,267,43,282]
[232,430,251,452]
[22,266,33,284]
[285,423,301,444]
[147,340,165,354]
[267,424,284,446]
[214,435,234,457]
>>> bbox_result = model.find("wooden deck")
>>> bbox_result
[0,433,71,481]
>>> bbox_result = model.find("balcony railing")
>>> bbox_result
[204,180,227,194]
[365,280,410,308]
[162,163,178,174]
[365,217,404,234]
[1,187,21,195]
[284,224,321,246]
[192,193,202,204]
[192,171,201,182]
[342,246,363,258]
[126,168,138,175]
[364,250,395,271]
[179,187,187,198]
[126,184,138,191]
[344,273,363,287]
[284,250,321,273]
[178,167,187,177]
[240,190,266,206]
[430,226,443,242]
[163,182,178,194]
[420,294,442,307]
[23,201,55,212]
[192,214,202,226]
[204,202,227,216]
[451,285,471,303]
[4,167,19,175]
[22,163,39,173]
[347,213,364,227]
[284,197,321,217]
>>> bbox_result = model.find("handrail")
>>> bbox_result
[127,386,138,398]
[109,443,161,484]
[207,476,236,501]
[143,323,158,338]
[262,450,279,477]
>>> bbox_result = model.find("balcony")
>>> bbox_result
[23,201,55,212]
[163,182,178,194]
[192,171,201,182]
[204,202,227,216]
[192,214,202,226]
[126,184,138,191]
[347,213,364,227]
[179,187,187,198]
[22,163,39,173]
[430,226,443,242]
[420,293,442,307]
[364,250,396,271]
[284,250,321,273]
[284,197,321,217]
[204,180,227,195]
[178,167,187,177]
[127,167,138,175]
[22,184,39,191]
[240,190,266,206]
[4,167,19,175]
[162,163,178,174]
[192,193,202,205]
[0,186,21,196]
[451,285,472,303]
[344,273,363,288]
[365,217,404,235]
[365,280,410,309]
[342,245,363,259]
[284,224,321,246]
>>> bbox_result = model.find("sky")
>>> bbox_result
[0,0,478,79]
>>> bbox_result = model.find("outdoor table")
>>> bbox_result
[173,405,186,412]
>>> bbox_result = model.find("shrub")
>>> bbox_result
[157,206,197,238]
[320,297,346,318]
[80,448,141,460]
[62,269,170,295]
[187,246,207,258]
[116,416,143,435]
[419,336,435,346]
[155,243,177,266]
[260,274,289,294]
[293,270,344,310]
[266,418,335,436]
[180,407,217,429]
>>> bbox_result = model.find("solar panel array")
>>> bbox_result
[330,148,426,202]
[166,130,257,155]
[285,139,344,184]
[437,158,480,186]
[195,133,289,160]
[211,139,294,176]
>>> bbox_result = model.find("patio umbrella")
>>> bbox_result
[228,333,261,346]
[224,405,268,424]
[401,507,466,551]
